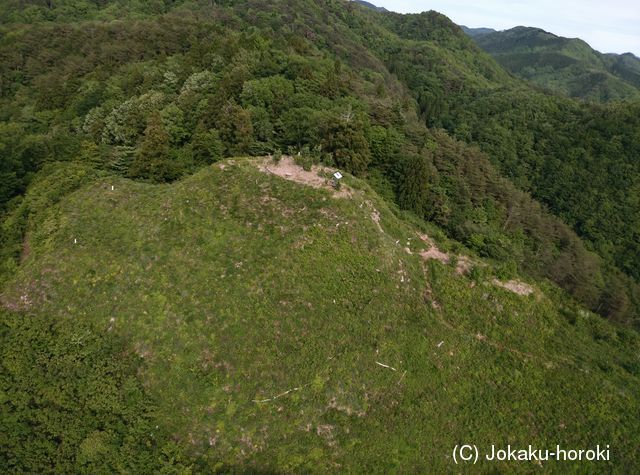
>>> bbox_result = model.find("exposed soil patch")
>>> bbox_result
[134,341,154,360]
[371,209,384,233]
[419,247,450,264]
[423,285,442,310]
[257,156,352,198]
[362,200,384,233]
[417,233,477,275]
[217,159,236,170]
[417,233,450,264]
[493,279,534,296]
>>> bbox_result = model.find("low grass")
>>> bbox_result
[2,158,639,472]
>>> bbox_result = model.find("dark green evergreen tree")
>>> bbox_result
[129,112,176,182]
[321,113,371,175]
[397,153,434,219]
[110,146,135,176]
[191,128,224,165]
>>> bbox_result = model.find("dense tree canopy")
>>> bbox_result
[472,26,640,102]
[1,310,192,473]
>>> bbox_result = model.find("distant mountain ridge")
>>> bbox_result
[353,0,387,12]
[460,25,496,38]
[468,26,640,101]
[353,3,638,101]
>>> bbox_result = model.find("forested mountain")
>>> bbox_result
[353,0,387,12]
[471,26,640,101]
[460,25,496,38]
[1,0,639,471]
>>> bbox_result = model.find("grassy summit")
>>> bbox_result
[2,159,639,471]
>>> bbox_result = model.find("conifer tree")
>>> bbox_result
[322,113,371,175]
[129,112,175,182]
[191,127,224,165]
[397,153,434,219]
[110,146,136,176]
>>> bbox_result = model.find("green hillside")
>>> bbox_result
[354,0,387,12]
[2,159,639,472]
[1,0,640,471]
[473,26,640,102]
[605,52,640,89]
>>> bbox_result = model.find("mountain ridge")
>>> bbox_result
[469,25,640,101]
[349,0,640,101]
[460,25,497,38]
[353,0,388,12]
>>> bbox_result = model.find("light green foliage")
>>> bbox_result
[102,91,166,146]
[160,103,188,145]
[180,71,217,96]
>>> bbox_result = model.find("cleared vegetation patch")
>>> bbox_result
[257,156,352,198]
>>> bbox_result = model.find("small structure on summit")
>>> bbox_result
[331,171,343,190]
